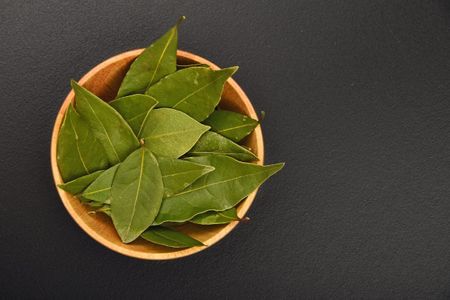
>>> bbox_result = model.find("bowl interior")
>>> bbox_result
[51,50,264,259]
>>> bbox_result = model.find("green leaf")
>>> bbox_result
[110,95,158,137]
[203,110,259,143]
[72,81,140,165]
[141,226,203,248]
[111,147,164,243]
[146,66,238,121]
[188,131,258,162]
[58,170,104,195]
[157,157,215,198]
[154,155,284,225]
[140,108,210,158]
[177,63,209,69]
[82,164,120,204]
[116,17,183,97]
[57,105,108,181]
[190,207,239,225]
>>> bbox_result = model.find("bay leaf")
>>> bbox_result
[140,108,210,158]
[188,131,258,162]
[203,110,259,143]
[110,95,158,137]
[111,147,164,243]
[57,104,108,181]
[153,155,284,225]
[116,17,183,97]
[72,81,140,165]
[177,63,209,69]
[146,66,238,121]
[141,226,203,248]
[190,207,239,225]
[82,164,120,204]
[58,170,104,195]
[157,157,214,198]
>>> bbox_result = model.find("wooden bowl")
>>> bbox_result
[50,49,264,260]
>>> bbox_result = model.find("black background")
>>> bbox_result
[2,0,450,298]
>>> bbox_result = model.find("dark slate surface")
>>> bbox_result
[2,0,450,298]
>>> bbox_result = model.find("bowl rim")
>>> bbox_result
[50,49,265,260]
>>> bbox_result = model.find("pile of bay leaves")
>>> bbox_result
[57,18,284,249]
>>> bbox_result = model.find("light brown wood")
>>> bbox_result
[50,49,264,260]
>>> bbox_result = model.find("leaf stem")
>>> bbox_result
[238,216,251,223]
[177,16,186,25]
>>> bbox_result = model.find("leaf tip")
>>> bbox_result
[190,237,205,246]
[217,66,239,77]
[119,232,136,244]
[271,162,286,173]
[217,66,239,79]
[70,79,79,89]
[228,66,239,75]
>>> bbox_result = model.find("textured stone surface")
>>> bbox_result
[2,0,450,298]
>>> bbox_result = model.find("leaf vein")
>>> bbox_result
[124,148,146,239]
[217,123,256,133]
[173,171,264,197]
[83,187,111,196]
[142,128,204,140]
[171,72,229,109]
[146,29,176,89]
[69,111,90,174]
[151,230,185,245]
[85,99,120,162]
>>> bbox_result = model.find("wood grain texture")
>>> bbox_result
[50,49,264,260]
